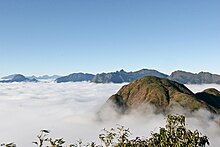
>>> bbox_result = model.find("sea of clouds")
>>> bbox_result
[0,82,220,146]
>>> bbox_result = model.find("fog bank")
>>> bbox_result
[0,82,219,146]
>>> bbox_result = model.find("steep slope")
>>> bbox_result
[105,76,219,114]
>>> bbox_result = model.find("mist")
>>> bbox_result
[0,82,219,146]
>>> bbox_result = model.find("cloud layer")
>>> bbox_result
[0,82,219,146]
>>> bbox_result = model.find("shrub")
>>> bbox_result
[1,114,210,147]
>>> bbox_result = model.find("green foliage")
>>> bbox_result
[147,114,209,147]
[33,130,66,147]
[1,114,210,147]
[98,114,209,147]
[99,125,132,146]
[99,114,209,147]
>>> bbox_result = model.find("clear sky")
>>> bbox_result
[0,0,220,77]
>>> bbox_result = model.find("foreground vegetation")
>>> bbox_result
[1,114,209,147]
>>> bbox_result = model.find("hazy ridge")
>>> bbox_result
[2,69,220,84]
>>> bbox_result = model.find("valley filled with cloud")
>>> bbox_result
[0,82,219,146]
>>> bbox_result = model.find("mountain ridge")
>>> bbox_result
[2,69,220,84]
[92,69,168,83]
[0,74,38,83]
[169,70,220,84]
[55,73,95,83]
[56,69,220,84]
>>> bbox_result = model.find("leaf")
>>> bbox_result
[41,130,50,134]
[32,142,38,145]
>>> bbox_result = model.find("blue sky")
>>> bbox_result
[0,0,220,77]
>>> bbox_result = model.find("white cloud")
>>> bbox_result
[0,82,219,146]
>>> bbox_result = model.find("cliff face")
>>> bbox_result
[106,76,220,114]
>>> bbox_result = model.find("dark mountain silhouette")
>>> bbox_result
[104,76,220,114]
[55,73,94,83]
[196,88,220,109]
[0,74,38,83]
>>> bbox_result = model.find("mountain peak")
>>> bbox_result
[104,76,220,114]
[203,88,220,96]
[196,88,220,109]
[119,69,126,73]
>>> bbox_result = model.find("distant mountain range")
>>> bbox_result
[1,74,60,80]
[92,69,167,83]
[28,75,61,80]
[0,74,61,83]
[55,69,220,84]
[0,74,38,83]
[1,69,220,84]
[169,70,220,84]
[55,69,167,83]
[56,73,94,83]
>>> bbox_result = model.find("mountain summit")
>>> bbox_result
[105,76,220,114]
